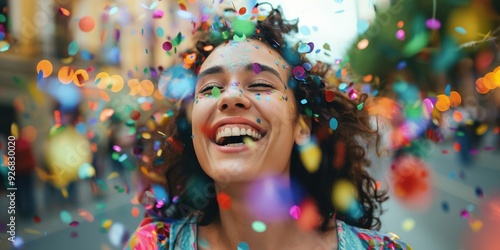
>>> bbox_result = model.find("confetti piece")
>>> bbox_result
[402,218,415,231]
[72,69,89,86]
[217,192,231,210]
[251,221,267,232]
[58,7,70,16]
[460,209,469,218]
[34,216,41,223]
[68,40,79,56]
[70,221,79,227]
[36,60,53,78]
[24,228,42,235]
[469,219,483,232]
[208,86,220,98]
[441,201,449,212]
[252,63,261,74]
[357,39,369,50]
[325,90,335,102]
[299,141,322,173]
[455,26,467,34]
[425,18,441,29]
[132,207,140,217]
[237,242,250,250]
[99,108,114,122]
[0,41,10,52]
[329,118,338,130]
[395,29,405,40]
[130,110,141,120]
[11,123,19,138]
[162,41,172,51]
[60,210,72,224]
[79,16,95,32]
[78,163,96,179]
[289,205,301,220]
[108,223,126,247]
[78,208,94,222]
[58,66,74,84]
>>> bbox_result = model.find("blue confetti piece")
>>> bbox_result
[299,25,311,36]
[329,117,338,130]
[445,84,451,96]
[455,26,467,34]
[237,242,250,250]
[301,99,307,104]
[152,184,169,202]
[68,40,79,56]
[256,118,261,124]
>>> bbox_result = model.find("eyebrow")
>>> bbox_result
[197,63,283,83]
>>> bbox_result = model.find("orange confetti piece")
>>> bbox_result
[58,66,74,84]
[217,192,231,210]
[449,91,462,108]
[132,207,140,217]
[453,142,461,152]
[99,90,110,102]
[476,77,489,94]
[73,69,89,86]
[36,60,53,77]
[435,94,450,112]
[58,7,70,16]
[99,108,114,122]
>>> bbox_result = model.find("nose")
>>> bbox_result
[217,85,251,112]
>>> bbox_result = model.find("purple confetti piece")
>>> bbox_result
[252,63,261,74]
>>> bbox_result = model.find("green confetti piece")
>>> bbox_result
[323,43,331,51]
[171,32,182,46]
[233,33,246,42]
[232,18,256,36]
[68,40,79,56]
[402,31,429,57]
[251,221,266,232]
[212,86,221,98]
[357,102,364,110]
[143,67,149,74]
[0,14,6,23]
[156,27,164,37]
[60,210,72,224]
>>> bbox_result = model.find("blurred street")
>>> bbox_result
[0,132,497,250]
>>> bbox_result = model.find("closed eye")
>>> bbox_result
[249,82,273,90]
[199,83,222,93]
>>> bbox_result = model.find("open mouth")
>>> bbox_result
[214,126,265,147]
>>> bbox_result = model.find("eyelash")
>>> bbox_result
[198,82,274,93]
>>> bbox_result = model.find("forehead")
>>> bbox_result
[199,39,287,72]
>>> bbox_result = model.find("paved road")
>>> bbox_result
[1,133,499,250]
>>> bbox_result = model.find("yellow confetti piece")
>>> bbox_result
[469,219,483,232]
[300,143,322,173]
[157,149,163,157]
[24,228,43,235]
[142,132,151,139]
[61,188,69,198]
[476,124,488,136]
[106,172,119,180]
[11,123,19,138]
[402,218,415,231]
[332,180,357,211]
[242,136,256,149]
[102,219,113,230]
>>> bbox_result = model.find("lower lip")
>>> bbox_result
[213,142,250,153]
[211,136,264,153]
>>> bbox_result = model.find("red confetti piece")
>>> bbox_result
[70,221,79,227]
[238,7,246,15]
[71,231,78,238]
[325,90,335,102]
[217,192,231,210]
[442,150,449,154]
[130,110,141,120]
[34,216,41,223]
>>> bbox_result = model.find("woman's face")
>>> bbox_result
[191,39,304,183]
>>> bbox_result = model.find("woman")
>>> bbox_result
[126,4,410,250]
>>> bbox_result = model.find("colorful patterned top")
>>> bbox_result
[124,217,412,250]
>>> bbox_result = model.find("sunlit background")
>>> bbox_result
[0,0,500,249]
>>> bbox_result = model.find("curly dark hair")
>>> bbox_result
[136,3,388,232]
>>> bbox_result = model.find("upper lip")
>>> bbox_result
[209,117,266,142]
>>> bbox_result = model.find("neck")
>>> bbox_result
[199,175,333,250]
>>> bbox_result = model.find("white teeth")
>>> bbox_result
[232,127,240,136]
[225,143,244,147]
[215,126,264,144]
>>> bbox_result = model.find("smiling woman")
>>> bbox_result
[125,4,411,250]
